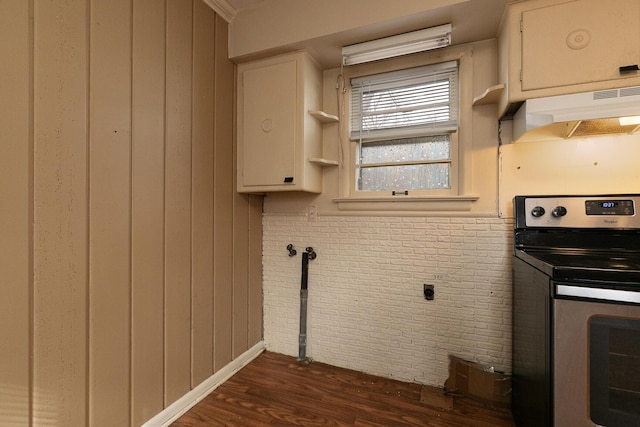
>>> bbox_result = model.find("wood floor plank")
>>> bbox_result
[172,352,515,427]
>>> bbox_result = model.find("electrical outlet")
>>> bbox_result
[423,284,435,300]
[307,205,317,222]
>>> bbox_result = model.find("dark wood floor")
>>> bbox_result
[172,351,516,427]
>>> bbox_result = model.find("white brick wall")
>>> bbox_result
[263,214,514,386]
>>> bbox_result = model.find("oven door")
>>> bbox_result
[554,286,640,427]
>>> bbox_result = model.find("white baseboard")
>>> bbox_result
[142,341,265,427]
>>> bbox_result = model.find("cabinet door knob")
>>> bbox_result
[261,119,273,133]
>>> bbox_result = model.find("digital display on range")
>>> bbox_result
[585,200,634,216]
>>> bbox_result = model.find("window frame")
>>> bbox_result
[355,132,459,195]
[335,44,477,212]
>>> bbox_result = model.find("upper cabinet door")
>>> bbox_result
[241,59,298,187]
[521,0,640,91]
[237,51,324,194]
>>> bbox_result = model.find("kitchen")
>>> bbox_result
[1,0,639,426]
[235,0,640,424]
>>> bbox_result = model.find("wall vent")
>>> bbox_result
[593,89,618,100]
[620,86,640,97]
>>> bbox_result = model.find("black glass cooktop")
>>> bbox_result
[515,248,640,284]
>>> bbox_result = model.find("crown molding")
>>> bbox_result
[202,0,236,23]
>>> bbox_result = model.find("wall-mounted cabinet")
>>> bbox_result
[237,51,336,193]
[497,0,640,117]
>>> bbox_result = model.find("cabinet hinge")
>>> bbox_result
[520,69,523,82]
[520,18,523,33]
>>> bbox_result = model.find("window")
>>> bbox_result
[357,135,452,191]
[350,61,458,195]
[335,44,479,212]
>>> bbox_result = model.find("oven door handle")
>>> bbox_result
[556,284,640,304]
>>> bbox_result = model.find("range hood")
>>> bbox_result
[512,86,640,142]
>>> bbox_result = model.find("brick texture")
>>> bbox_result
[263,214,514,386]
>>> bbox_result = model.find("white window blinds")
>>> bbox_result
[350,61,458,140]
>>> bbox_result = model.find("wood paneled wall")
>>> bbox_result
[0,1,263,426]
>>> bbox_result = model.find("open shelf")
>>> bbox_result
[472,84,505,106]
[309,157,339,167]
[308,110,339,123]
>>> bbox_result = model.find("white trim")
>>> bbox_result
[141,341,265,427]
[333,195,478,211]
[201,0,236,23]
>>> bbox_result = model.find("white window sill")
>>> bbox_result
[333,195,479,212]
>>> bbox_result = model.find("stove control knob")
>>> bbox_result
[531,206,545,217]
[552,206,567,217]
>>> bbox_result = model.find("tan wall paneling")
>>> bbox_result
[164,0,194,406]
[88,0,133,425]
[229,8,264,352]
[131,0,166,424]
[233,192,250,358]
[248,195,264,344]
[191,0,216,386]
[32,0,90,425]
[0,0,263,425]
[0,0,31,424]
[213,15,235,371]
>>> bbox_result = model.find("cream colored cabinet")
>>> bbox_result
[498,0,640,117]
[237,51,331,193]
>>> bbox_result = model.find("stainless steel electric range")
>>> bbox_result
[512,195,640,427]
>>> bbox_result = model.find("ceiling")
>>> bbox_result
[225,0,510,68]
[312,0,510,67]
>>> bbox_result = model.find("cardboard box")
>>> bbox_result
[444,355,512,410]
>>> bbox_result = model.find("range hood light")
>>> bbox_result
[513,86,640,142]
[619,115,640,126]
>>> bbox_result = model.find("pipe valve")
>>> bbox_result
[286,244,297,257]
[305,247,317,260]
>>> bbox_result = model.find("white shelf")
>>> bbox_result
[472,84,505,106]
[309,157,339,167]
[308,110,339,123]
[308,111,339,169]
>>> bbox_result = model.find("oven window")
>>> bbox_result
[590,316,640,426]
